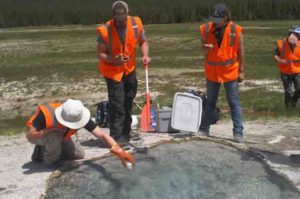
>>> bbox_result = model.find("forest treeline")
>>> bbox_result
[0,0,299,28]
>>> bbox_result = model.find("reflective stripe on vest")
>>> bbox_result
[205,22,237,67]
[207,59,235,66]
[230,23,236,47]
[204,22,236,46]
[284,60,300,64]
[43,104,58,128]
[130,16,139,40]
[204,23,210,43]
[105,17,138,66]
[105,24,120,66]
[280,39,300,64]
[278,39,300,74]
[281,39,286,59]
[43,104,75,140]
[106,24,113,56]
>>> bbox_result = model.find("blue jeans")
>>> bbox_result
[200,80,244,135]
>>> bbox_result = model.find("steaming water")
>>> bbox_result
[46,141,300,199]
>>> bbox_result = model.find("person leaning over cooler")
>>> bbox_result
[198,4,245,143]
[96,1,151,143]
[26,99,135,167]
[274,26,300,109]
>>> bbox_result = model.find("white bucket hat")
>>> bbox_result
[55,99,91,129]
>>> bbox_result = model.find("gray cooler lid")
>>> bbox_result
[171,92,202,133]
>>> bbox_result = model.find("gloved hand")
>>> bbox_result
[110,144,135,167]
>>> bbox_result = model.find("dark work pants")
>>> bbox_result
[281,73,300,108]
[105,71,138,141]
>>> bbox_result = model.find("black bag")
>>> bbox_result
[187,90,221,125]
[95,101,109,127]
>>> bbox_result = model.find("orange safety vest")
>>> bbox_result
[277,38,300,75]
[97,16,143,81]
[26,103,76,141]
[200,21,243,83]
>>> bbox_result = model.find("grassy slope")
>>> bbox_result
[0,21,294,79]
[0,21,299,135]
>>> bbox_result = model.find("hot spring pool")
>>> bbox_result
[45,141,300,199]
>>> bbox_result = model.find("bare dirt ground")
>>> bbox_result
[0,69,299,198]
[0,120,300,199]
[0,68,284,122]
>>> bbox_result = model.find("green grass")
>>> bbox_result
[0,117,28,136]
[0,20,294,79]
[0,20,300,135]
[216,87,300,121]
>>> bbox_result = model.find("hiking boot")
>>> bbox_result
[291,99,296,108]
[130,132,141,140]
[31,145,44,162]
[285,98,296,109]
[233,134,243,143]
[293,94,299,107]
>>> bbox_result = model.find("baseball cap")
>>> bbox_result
[112,1,129,21]
[209,4,229,23]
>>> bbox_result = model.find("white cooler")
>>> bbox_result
[171,92,203,133]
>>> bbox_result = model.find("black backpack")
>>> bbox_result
[95,101,109,127]
[187,90,221,125]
